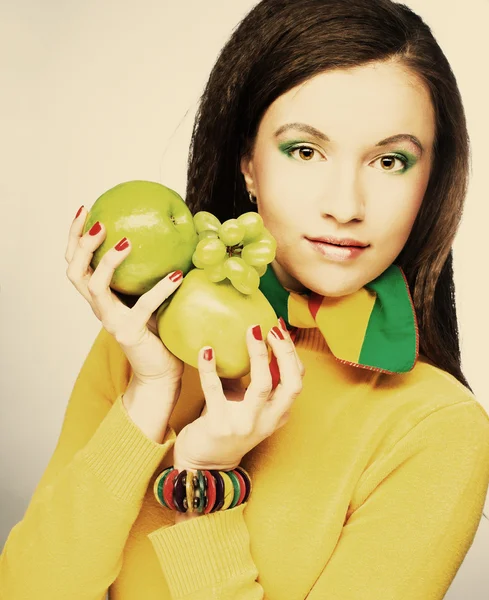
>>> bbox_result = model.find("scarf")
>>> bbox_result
[258,262,419,386]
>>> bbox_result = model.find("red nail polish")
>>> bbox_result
[204,348,213,361]
[252,325,262,341]
[115,237,129,251]
[89,221,101,236]
[278,317,287,331]
[75,205,84,219]
[271,326,284,340]
[169,270,183,282]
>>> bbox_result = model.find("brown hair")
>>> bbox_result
[184,0,473,394]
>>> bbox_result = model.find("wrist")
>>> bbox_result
[174,509,203,523]
[122,378,179,443]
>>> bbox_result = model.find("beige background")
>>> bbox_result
[1,1,488,597]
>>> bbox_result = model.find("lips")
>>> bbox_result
[307,235,368,248]
[307,237,369,248]
[306,238,367,261]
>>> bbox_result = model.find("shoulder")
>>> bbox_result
[412,354,484,410]
[386,354,489,442]
[361,354,489,462]
[356,358,489,504]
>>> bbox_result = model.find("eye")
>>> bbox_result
[371,154,409,173]
[286,145,324,162]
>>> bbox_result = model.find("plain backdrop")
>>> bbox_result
[1,1,488,598]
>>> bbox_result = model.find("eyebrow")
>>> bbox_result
[274,123,424,155]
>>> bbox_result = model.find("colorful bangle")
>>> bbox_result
[153,466,252,513]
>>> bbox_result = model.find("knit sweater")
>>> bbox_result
[1,325,489,600]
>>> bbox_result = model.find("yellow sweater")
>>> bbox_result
[2,325,489,600]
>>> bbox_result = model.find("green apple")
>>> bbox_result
[82,180,198,295]
[156,269,277,378]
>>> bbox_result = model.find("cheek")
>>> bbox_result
[376,188,424,250]
[254,160,304,231]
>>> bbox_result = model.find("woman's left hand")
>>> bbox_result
[172,319,305,472]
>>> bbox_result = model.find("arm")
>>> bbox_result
[149,503,262,600]
[147,400,489,600]
[0,326,177,600]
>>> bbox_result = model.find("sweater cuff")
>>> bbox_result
[79,393,176,503]
[148,503,258,598]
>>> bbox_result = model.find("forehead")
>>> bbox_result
[259,61,435,147]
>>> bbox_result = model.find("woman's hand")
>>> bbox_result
[65,206,185,397]
[172,320,305,472]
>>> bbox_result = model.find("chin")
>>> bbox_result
[294,266,367,298]
[311,283,364,298]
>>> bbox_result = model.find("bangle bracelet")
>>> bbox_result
[153,466,252,513]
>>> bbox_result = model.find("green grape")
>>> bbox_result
[192,250,206,269]
[194,238,227,266]
[241,241,276,266]
[224,257,260,295]
[193,211,221,234]
[223,256,245,278]
[204,261,227,282]
[199,230,219,241]
[219,219,245,246]
[248,228,277,251]
[237,212,264,244]
[252,263,267,277]
[233,265,260,295]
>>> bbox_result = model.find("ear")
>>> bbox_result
[240,153,256,193]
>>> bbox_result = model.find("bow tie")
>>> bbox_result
[258,263,418,376]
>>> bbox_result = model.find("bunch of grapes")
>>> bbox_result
[191,211,277,295]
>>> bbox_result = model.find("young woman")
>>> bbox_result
[2,1,488,599]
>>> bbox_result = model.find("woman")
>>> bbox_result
[2,1,488,599]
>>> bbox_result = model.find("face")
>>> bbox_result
[240,60,435,297]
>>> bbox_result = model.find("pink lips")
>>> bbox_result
[306,238,368,261]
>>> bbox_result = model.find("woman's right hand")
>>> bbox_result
[65,206,185,398]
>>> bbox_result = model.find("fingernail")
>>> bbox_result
[89,221,101,236]
[115,237,129,251]
[278,317,287,331]
[252,325,262,341]
[169,270,183,282]
[203,348,213,361]
[74,205,84,219]
[271,326,284,340]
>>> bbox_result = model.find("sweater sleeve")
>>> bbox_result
[147,399,489,600]
[0,326,177,600]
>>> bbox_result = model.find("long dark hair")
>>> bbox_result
[184,0,472,394]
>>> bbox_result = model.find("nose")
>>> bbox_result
[319,163,365,223]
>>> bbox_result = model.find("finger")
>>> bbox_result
[85,232,133,317]
[243,324,273,413]
[197,346,225,415]
[131,270,184,325]
[65,205,88,264]
[65,219,107,306]
[280,320,305,377]
[265,322,304,420]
